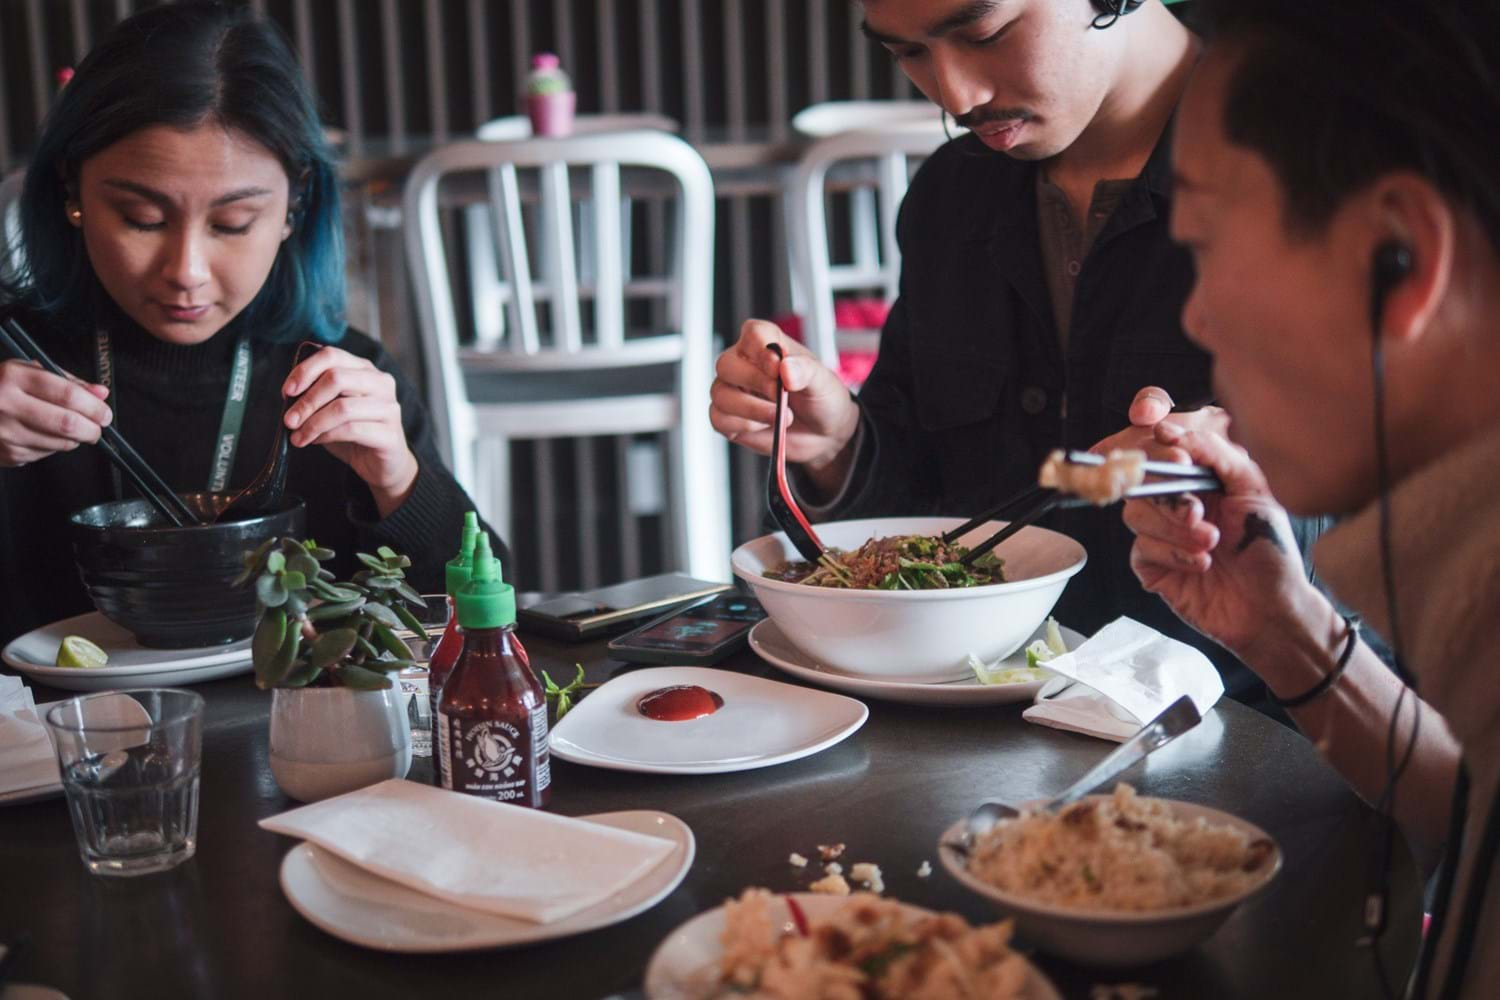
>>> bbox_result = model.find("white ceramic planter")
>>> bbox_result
[268,686,413,803]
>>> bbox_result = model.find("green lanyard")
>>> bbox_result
[95,330,254,496]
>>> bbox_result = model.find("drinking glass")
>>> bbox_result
[45,688,204,876]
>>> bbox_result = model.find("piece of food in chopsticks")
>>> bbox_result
[715,888,1028,999]
[963,784,1277,912]
[1039,448,1147,506]
[766,534,1005,590]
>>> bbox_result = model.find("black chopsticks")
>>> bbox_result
[953,451,1222,567]
[0,317,201,527]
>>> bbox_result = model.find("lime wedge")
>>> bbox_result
[56,635,109,669]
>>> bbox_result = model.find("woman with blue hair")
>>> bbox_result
[0,2,501,641]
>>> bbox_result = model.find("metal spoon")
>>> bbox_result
[215,342,319,523]
[963,694,1203,843]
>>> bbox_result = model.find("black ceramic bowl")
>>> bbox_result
[69,493,306,649]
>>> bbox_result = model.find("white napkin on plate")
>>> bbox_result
[0,674,61,796]
[259,778,678,924]
[1023,617,1224,742]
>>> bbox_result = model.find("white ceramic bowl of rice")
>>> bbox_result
[937,787,1283,966]
[731,516,1086,682]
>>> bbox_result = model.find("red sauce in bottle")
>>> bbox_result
[637,685,725,721]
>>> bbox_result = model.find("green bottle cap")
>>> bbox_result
[444,511,480,597]
[455,534,515,630]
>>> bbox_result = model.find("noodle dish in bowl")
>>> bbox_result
[731,516,1086,683]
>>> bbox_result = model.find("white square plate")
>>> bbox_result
[547,666,868,774]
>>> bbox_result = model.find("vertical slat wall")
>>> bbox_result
[0,0,907,590]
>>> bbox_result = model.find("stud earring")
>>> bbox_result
[65,203,82,225]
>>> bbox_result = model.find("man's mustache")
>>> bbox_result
[954,107,1034,129]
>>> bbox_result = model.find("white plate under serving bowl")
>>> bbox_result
[732,516,1087,684]
[279,808,694,953]
[1,611,252,691]
[548,666,867,774]
[938,796,1283,966]
[643,891,1063,1000]
[750,618,1087,707]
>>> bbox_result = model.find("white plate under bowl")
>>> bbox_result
[732,516,1087,683]
[548,666,868,775]
[644,891,1062,1000]
[750,618,1086,707]
[279,808,694,953]
[938,797,1283,966]
[2,611,252,691]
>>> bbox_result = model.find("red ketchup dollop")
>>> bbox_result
[637,685,725,722]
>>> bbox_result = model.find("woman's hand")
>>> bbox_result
[0,359,113,467]
[1122,423,1330,662]
[708,319,861,497]
[282,347,418,518]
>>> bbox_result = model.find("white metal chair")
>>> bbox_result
[786,102,949,370]
[402,129,731,582]
[464,114,679,352]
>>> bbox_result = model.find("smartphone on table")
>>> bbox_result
[607,593,766,665]
[516,573,733,641]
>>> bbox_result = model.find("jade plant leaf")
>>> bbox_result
[309,628,359,670]
[337,663,393,690]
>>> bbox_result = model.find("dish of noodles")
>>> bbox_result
[764,534,1005,590]
[652,889,1053,1000]
[962,785,1278,912]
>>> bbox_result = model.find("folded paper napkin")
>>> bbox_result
[0,674,60,797]
[259,778,678,924]
[1023,616,1224,742]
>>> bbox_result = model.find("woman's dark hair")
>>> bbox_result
[1196,0,1500,255]
[7,1,345,343]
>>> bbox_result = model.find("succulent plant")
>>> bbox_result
[234,538,429,691]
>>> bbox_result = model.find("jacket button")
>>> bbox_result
[1020,386,1048,415]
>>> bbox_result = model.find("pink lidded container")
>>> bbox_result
[525,52,575,137]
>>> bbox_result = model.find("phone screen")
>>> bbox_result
[627,596,763,651]
[525,596,617,621]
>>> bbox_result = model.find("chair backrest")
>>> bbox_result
[791,100,941,138]
[402,128,716,480]
[475,112,679,142]
[787,126,949,370]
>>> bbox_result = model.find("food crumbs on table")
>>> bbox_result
[817,842,845,861]
[788,852,808,867]
[917,860,932,878]
[850,862,884,894]
[1091,985,1160,1000]
[824,861,843,876]
[809,873,851,895]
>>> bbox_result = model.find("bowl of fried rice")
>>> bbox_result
[643,888,1062,999]
[731,516,1086,682]
[938,785,1283,966]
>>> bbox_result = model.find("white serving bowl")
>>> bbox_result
[731,516,1086,682]
[937,797,1283,966]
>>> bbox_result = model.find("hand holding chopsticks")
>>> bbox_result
[0,316,201,527]
[955,449,1221,567]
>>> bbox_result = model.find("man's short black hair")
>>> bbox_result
[1197,0,1500,254]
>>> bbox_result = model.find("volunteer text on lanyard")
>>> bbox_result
[94,330,254,497]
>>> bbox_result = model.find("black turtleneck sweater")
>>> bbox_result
[0,308,503,647]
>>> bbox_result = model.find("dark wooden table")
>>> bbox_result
[2,633,1420,1000]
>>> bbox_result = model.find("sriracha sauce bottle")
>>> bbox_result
[436,535,551,807]
[427,511,479,784]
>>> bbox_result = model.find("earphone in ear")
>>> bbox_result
[1372,242,1414,301]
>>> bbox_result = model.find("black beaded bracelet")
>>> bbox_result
[1272,614,1361,709]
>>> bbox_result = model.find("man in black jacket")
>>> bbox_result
[710,0,1300,702]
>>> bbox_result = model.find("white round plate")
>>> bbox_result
[548,666,868,775]
[279,809,694,953]
[749,619,1086,707]
[1,611,252,691]
[644,891,1062,1000]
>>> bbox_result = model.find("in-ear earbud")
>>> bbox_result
[1373,242,1414,298]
